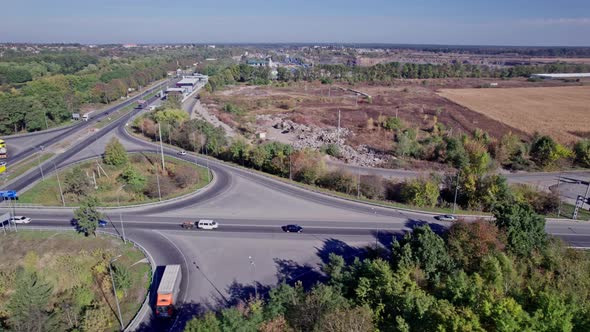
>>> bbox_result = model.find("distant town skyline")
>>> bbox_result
[2,0,590,46]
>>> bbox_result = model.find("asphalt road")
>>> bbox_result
[3,80,171,165]
[4,79,590,331]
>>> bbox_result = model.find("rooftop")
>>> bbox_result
[177,77,200,85]
[530,73,590,79]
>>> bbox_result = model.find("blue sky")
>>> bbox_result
[2,0,590,45]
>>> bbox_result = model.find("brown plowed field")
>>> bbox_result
[438,86,590,143]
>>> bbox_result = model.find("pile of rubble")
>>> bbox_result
[257,115,388,167]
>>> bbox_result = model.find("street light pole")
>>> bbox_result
[109,256,125,331]
[37,148,44,181]
[453,172,460,215]
[116,186,127,244]
[53,161,65,207]
[248,256,257,299]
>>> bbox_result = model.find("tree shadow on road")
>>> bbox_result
[274,258,326,291]
[216,280,273,307]
[405,219,448,235]
[134,302,205,332]
[315,238,367,265]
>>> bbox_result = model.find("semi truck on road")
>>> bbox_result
[155,264,182,318]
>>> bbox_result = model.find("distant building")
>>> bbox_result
[72,113,80,120]
[247,57,274,68]
[530,73,590,79]
[176,77,200,93]
[257,132,267,140]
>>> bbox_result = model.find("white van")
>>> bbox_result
[197,219,218,230]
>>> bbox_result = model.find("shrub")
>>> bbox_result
[144,175,175,199]
[119,165,146,193]
[222,103,244,115]
[400,177,440,207]
[360,175,385,199]
[173,165,199,188]
[317,171,356,195]
[322,144,341,157]
[383,117,404,131]
[573,139,590,168]
[103,138,128,166]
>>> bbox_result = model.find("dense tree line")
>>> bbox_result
[0,51,191,134]
[203,61,590,93]
[184,199,590,331]
[134,106,589,215]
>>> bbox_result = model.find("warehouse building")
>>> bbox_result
[530,73,590,79]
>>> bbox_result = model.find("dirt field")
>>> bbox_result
[438,86,590,143]
[203,78,569,154]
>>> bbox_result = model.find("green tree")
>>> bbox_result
[530,135,561,168]
[64,166,93,197]
[573,139,590,168]
[392,225,455,281]
[7,270,55,332]
[112,263,132,298]
[74,196,103,236]
[493,201,547,256]
[400,177,440,208]
[119,165,146,193]
[185,312,221,332]
[103,137,128,166]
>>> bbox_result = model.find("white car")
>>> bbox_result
[197,219,218,230]
[436,215,457,222]
[178,150,187,156]
[10,216,31,224]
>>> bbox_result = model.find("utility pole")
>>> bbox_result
[158,123,166,171]
[116,186,127,244]
[556,173,562,218]
[249,256,257,299]
[357,167,361,199]
[452,172,460,215]
[37,151,44,181]
[109,256,125,331]
[155,164,162,201]
[336,109,341,145]
[54,162,65,207]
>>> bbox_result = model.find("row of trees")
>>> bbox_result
[133,109,580,214]
[185,198,590,331]
[202,61,590,92]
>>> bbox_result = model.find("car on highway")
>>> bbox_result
[435,215,457,222]
[282,224,303,233]
[10,216,31,224]
[98,220,109,227]
[178,150,187,156]
[197,219,218,230]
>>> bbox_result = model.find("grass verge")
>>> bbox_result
[18,153,211,207]
[4,153,54,182]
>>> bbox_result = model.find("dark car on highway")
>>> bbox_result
[282,224,303,233]
[98,220,109,227]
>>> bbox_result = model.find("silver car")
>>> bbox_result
[436,215,457,222]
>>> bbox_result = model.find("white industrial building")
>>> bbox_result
[530,73,590,79]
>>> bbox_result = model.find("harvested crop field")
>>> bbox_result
[438,86,590,143]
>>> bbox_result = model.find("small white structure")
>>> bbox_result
[489,82,498,87]
[530,73,590,79]
[72,113,80,120]
[257,132,267,140]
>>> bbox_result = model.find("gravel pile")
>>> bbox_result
[257,115,388,167]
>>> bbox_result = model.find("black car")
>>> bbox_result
[282,224,303,233]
